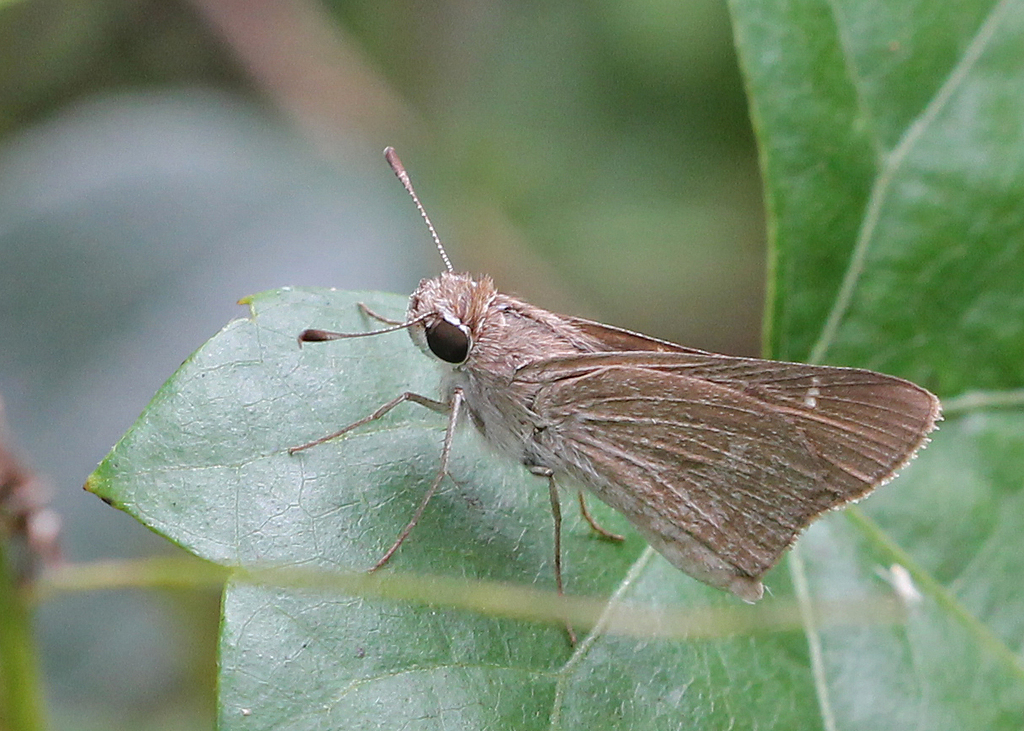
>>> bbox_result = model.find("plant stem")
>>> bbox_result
[0,542,47,731]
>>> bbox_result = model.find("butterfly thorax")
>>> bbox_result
[406,272,608,463]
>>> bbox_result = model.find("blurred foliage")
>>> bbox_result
[0,1,760,729]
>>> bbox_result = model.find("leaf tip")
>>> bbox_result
[83,471,115,507]
[236,294,259,320]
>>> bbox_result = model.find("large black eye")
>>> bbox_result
[425,319,470,364]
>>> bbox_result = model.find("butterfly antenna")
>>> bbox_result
[384,147,454,273]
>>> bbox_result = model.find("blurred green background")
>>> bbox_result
[0,0,764,727]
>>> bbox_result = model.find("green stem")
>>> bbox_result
[0,542,47,731]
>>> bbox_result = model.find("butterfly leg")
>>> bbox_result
[358,302,404,326]
[577,491,625,542]
[289,388,461,574]
[288,391,448,454]
[531,466,577,645]
[368,388,464,571]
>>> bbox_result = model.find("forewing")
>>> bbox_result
[564,316,710,354]
[520,352,940,580]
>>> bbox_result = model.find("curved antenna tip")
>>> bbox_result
[382,146,454,273]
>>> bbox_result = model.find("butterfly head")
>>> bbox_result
[407,272,497,366]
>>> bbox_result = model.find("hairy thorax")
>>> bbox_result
[406,272,606,464]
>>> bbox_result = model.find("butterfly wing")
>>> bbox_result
[517,352,940,600]
[563,316,710,354]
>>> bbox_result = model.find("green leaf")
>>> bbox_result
[733,0,1024,728]
[735,0,1024,392]
[88,288,822,730]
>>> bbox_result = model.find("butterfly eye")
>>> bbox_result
[425,319,471,364]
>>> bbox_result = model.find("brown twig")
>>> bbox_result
[0,396,62,577]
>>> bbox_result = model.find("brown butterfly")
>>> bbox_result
[293,148,940,613]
